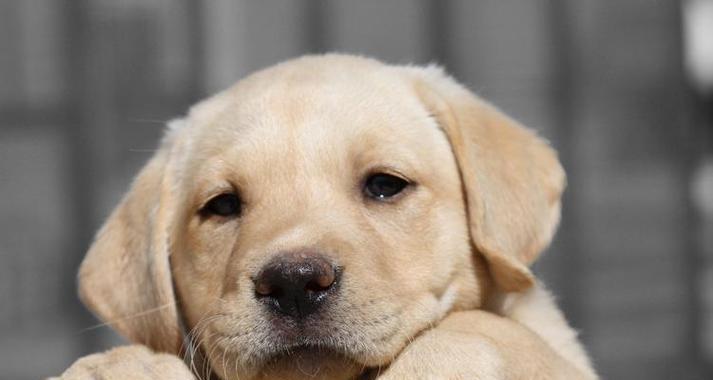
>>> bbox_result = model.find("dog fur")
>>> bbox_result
[55,54,597,380]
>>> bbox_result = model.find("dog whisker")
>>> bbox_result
[77,302,178,333]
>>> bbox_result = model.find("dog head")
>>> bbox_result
[78,55,564,379]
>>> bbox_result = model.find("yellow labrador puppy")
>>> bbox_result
[55,54,597,380]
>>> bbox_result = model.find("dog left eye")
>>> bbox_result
[201,193,242,217]
[364,173,409,200]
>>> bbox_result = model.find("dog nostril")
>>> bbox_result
[306,271,336,292]
[255,280,273,296]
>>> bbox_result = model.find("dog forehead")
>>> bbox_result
[184,61,438,168]
[189,55,409,124]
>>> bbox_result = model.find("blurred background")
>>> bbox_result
[1,0,713,379]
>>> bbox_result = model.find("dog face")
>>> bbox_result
[78,55,565,379]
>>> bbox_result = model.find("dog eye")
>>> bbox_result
[202,193,242,217]
[364,173,409,200]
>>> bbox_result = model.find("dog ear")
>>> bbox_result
[78,120,187,353]
[406,66,565,292]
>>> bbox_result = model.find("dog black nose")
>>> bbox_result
[253,252,339,318]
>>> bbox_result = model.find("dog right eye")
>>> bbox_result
[364,173,409,200]
[201,193,242,217]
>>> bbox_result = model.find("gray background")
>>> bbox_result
[1,1,713,379]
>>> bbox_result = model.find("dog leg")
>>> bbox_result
[374,310,593,380]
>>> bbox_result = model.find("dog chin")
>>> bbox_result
[257,346,363,380]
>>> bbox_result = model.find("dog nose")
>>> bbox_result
[253,252,339,318]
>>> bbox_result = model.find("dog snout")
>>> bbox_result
[253,252,340,319]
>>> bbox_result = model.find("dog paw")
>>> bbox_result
[50,345,194,380]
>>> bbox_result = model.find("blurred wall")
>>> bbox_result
[0,1,711,379]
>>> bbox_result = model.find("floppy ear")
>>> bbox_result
[406,66,566,292]
[78,121,186,353]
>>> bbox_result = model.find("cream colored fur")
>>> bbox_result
[55,54,597,380]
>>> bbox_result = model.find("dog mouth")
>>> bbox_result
[254,320,375,372]
[251,304,405,369]
[201,295,407,378]
[266,328,352,360]
[201,333,359,380]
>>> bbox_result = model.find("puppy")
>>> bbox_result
[56,54,597,379]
